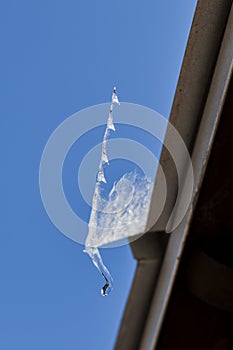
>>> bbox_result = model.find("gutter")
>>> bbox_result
[139,4,233,350]
[115,1,233,349]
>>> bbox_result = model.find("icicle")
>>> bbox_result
[84,87,154,296]
[85,87,120,295]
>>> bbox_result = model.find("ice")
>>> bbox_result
[112,94,120,105]
[86,171,153,248]
[97,168,107,183]
[84,246,113,296]
[84,88,153,295]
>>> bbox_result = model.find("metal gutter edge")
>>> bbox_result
[147,0,233,232]
[139,5,233,350]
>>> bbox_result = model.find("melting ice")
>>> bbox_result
[84,88,153,295]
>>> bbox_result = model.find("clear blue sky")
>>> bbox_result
[2,1,197,349]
